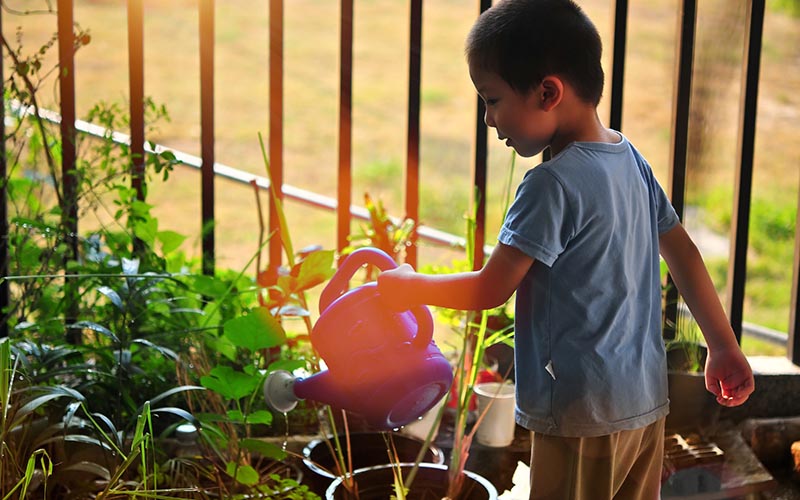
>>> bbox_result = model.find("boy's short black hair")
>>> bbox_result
[466,0,604,106]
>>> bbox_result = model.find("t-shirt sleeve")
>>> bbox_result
[498,168,573,267]
[645,168,680,234]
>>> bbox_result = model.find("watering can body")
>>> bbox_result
[264,247,453,430]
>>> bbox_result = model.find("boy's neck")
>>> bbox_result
[549,104,618,157]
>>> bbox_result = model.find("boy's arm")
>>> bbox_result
[659,223,754,407]
[377,243,534,312]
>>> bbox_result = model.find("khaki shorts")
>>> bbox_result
[529,417,666,500]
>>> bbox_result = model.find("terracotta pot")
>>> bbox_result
[325,462,498,499]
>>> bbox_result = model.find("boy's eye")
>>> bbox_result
[485,98,498,106]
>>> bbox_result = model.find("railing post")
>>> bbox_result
[199,0,216,275]
[609,0,628,132]
[337,0,354,256]
[664,0,696,338]
[791,184,800,364]
[269,0,284,272]
[405,0,422,268]
[0,5,7,338]
[127,0,146,255]
[58,0,80,344]
[726,0,764,343]
[471,0,492,271]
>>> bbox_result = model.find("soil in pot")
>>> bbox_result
[303,432,444,494]
[326,462,498,500]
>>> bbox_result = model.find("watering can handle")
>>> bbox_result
[319,247,434,348]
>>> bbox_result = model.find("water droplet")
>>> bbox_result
[282,412,290,451]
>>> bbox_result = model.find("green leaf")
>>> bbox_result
[239,438,286,460]
[223,307,286,352]
[157,230,187,255]
[245,410,273,426]
[132,339,179,360]
[97,286,124,311]
[192,275,229,298]
[268,359,306,373]
[147,385,205,408]
[133,217,157,248]
[226,409,246,423]
[69,321,119,343]
[200,366,260,400]
[294,250,335,290]
[226,462,259,486]
[205,333,237,363]
[13,392,78,427]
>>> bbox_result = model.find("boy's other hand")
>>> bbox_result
[377,263,417,312]
[704,346,755,407]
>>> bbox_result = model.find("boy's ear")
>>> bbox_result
[539,76,564,111]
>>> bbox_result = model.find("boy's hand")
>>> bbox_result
[704,346,755,407]
[376,263,417,312]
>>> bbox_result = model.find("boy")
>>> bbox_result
[377,0,754,498]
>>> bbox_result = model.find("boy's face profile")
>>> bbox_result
[469,61,558,158]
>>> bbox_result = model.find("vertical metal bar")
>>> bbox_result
[269,0,284,271]
[664,0,696,338]
[471,0,491,271]
[58,0,80,343]
[790,185,800,364]
[0,6,7,338]
[405,0,422,268]
[127,0,146,255]
[199,0,216,275]
[726,0,764,343]
[337,0,353,255]
[609,0,628,131]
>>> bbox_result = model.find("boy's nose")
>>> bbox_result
[483,110,496,128]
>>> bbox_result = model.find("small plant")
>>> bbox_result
[344,192,418,274]
[661,259,706,373]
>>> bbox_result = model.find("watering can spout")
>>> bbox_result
[264,370,349,413]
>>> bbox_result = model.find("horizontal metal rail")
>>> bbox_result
[9,101,481,254]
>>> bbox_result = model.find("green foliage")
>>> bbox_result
[770,0,800,17]
[698,187,795,333]
[345,193,418,276]
[1,17,321,498]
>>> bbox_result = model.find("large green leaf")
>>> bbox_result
[239,438,286,460]
[226,462,259,486]
[245,410,273,426]
[192,274,231,299]
[294,249,335,291]
[200,366,260,400]
[223,307,286,352]
[133,216,158,249]
[157,229,187,255]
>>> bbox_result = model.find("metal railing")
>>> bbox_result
[1,0,798,364]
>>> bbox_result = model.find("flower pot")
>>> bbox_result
[325,462,498,499]
[303,431,444,494]
[666,370,720,432]
[474,382,516,447]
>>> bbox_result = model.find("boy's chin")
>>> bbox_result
[513,145,546,158]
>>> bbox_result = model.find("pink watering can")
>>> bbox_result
[264,247,453,430]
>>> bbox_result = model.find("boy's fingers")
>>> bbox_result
[714,374,754,406]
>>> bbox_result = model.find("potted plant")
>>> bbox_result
[662,261,719,433]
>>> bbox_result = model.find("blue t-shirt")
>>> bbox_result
[498,134,679,437]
